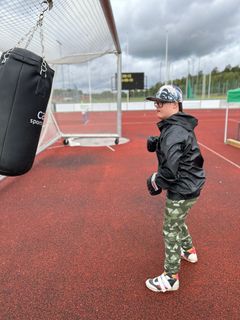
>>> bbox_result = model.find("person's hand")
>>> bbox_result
[147,173,162,196]
[147,136,159,152]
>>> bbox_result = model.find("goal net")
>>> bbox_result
[52,54,120,144]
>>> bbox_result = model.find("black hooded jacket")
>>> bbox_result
[154,112,205,200]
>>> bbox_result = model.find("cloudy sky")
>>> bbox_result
[110,0,240,87]
[1,0,239,91]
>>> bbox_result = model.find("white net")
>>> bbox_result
[52,53,120,140]
[0,0,117,62]
[36,106,62,154]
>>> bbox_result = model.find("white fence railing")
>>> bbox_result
[55,99,229,112]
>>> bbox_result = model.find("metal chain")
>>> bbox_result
[38,12,48,78]
[15,2,50,77]
[16,24,38,49]
[17,6,47,54]
[39,16,45,60]
[2,1,52,75]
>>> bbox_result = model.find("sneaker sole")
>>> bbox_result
[181,255,198,263]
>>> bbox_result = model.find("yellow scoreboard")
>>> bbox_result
[121,73,144,90]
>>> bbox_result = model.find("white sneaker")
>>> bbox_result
[145,273,179,293]
[181,247,198,263]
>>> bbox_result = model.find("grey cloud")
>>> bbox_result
[112,0,240,61]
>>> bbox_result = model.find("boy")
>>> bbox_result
[145,85,205,293]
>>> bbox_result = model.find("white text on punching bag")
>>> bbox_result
[29,111,45,126]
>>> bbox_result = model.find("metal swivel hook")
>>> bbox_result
[38,0,53,26]
[41,0,53,12]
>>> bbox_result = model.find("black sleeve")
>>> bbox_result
[155,126,188,189]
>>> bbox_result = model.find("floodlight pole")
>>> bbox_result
[165,30,169,84]
[159,60,162,83]
[165,30,169,85]
[208,71,212,98]
[185,59,190,99]
[169,62,173,85]
[202,74,206,99]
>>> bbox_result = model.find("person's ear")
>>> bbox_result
[173,102,178,110]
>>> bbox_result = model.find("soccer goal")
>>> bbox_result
[51,52,122,147]
[224,88,240,148]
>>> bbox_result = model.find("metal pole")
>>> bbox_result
[165,30,168,85]
[185,60,190,99]
[87,61,92,110]
[191,58,195,97]
[208,72,212,98]
[202,74,206,99]
[224,103,229,143]
[185,75,188,100]
[170,62,173,85]
[126,35,129,71]
[117,53,122,138]
[159,60,162,83]
[196,57,201,98]
[56,40,65,89]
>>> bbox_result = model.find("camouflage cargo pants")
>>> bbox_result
[163,197,198,274]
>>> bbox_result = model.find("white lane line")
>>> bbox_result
[107,145,115,152]
[229,118,240,123]
[198,142,240,169]
[48,145,65,150]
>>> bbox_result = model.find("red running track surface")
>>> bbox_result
[0,110,239,320]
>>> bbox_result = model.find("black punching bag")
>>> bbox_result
[0,47,54,176]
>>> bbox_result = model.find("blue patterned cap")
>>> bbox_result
[146,85,183,103]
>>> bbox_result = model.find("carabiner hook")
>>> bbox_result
[41,0,53,12]
[41,1,49,13]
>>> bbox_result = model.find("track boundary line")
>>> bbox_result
[198,142,240,169]
[48,145,65,150]
[106,145,115,152]
[122,119,230,125]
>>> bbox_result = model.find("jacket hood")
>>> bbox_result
[157,112,198,132]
